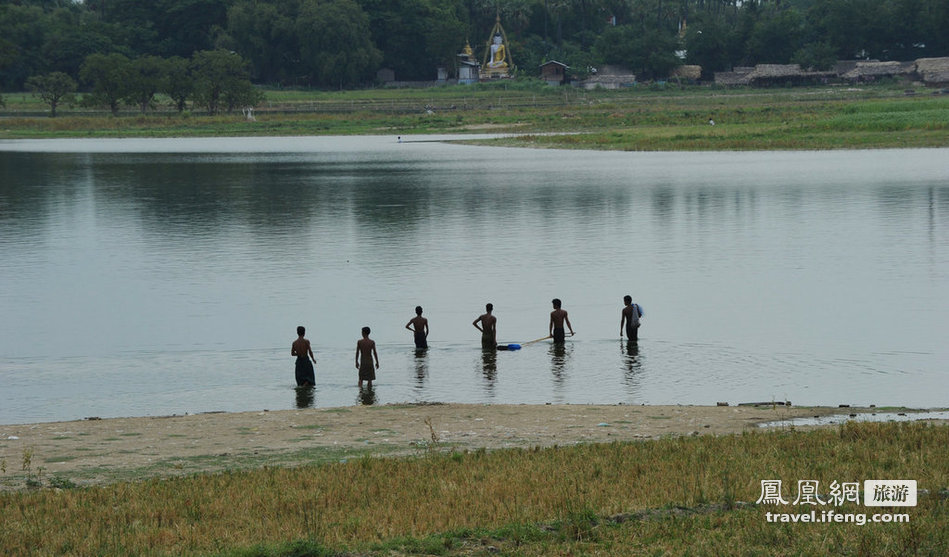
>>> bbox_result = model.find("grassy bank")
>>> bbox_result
[2,421,946,556]
[493,96,949,151]
[2,83,948,150]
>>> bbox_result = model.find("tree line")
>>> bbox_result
[2,0,948,94]
[22,50,260,116]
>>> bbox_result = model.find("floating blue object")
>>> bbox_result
[496,343,522,351]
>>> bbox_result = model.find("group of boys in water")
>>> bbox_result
[292,296,644,388]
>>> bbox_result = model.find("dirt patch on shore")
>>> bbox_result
[0,403,877,490]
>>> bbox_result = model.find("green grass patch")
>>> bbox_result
[0,421,945,555]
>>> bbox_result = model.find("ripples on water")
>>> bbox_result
[1,138,947,423]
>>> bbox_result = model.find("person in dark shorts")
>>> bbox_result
[472,303,498,350]
[549,298,574,344]
[620,295,644,341]
[405,306,429,349]
[355,326,379,388]
[291,326,316,386]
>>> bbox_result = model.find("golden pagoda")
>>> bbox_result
[457,41,479,85]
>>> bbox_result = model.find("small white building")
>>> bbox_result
[457,42,480,85]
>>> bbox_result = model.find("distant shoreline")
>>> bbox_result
[2,85,947,150]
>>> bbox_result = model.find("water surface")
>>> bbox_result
[1,136,947,423]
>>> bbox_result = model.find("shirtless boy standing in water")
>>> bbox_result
[291,326,316,386]
[355,326,379,388]
[472,303,497,350]
[549,298,575,344]
[405,306,429,349]
[620,295,644,341]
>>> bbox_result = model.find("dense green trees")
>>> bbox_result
[217,0,381,87]
[23,50,260,115]
[83,0,229,57]
[358,0,466,81]
[594,25,680,80]
[2,0,948,91]
[219,0,298,84]
[295,0,381,87]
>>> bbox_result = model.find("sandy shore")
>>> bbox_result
[0,403,916,490]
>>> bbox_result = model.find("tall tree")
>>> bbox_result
[805,0,879,60]
[154,0,230,57]
[684,12,733,75]
[295,0,381,88]
[0,38,15,72]
[593,23,679,79]
[744,5,805,64]
[80,52,131,115]
[191,49,255,114]
[164,56,194,112]
[222,79,264,113]
[0,38,10,107]
[26,71,77,117]
[220,0,299,84]
[83,0,161,55]
[126,56,169,113]
[41,15,117,81]
[0,4,49,89]
[357,0,466,80]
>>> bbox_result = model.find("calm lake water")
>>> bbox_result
[1,136,947,424]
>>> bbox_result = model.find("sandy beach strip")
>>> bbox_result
[0,403,923,490]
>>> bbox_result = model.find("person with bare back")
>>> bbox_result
[291,326,316,386]
[406,306,429,349]
[472,303,497,350]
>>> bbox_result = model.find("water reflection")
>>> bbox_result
[621,340,643,399]
[480,349,497,391]
[548,343,573,395]
[295,385,315,409]
[357,385,377,406]
[623,340,642,373]
[414,349,429,390]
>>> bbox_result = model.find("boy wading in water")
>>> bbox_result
[291,326,316,386]
[620,295,644,341]
[472,303,497,350]
[355,326,379,388]
[549,298,575,344]
[405,305,429,349]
